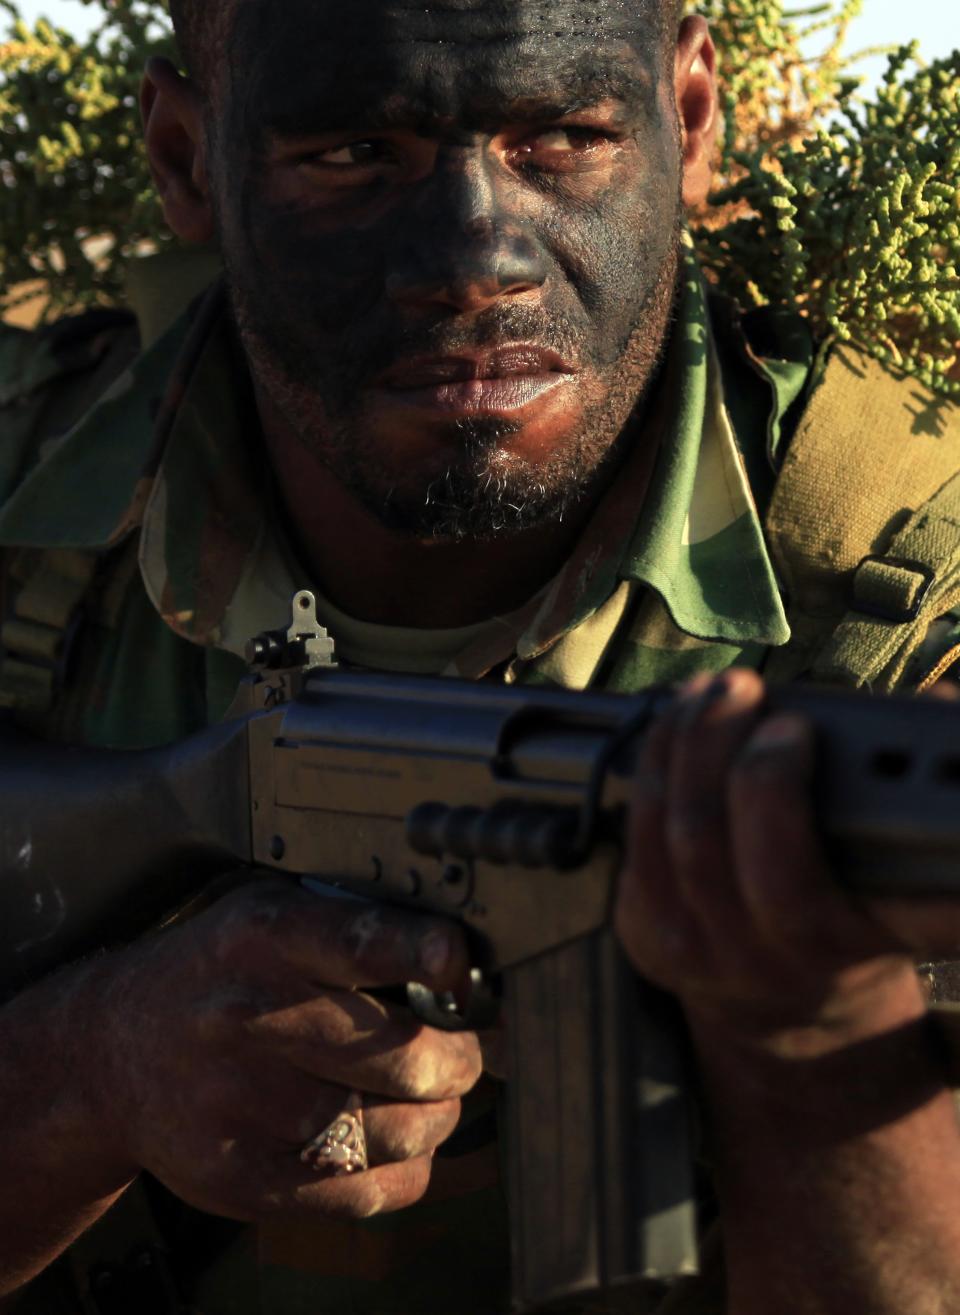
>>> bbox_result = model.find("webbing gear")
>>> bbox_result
[0,548,98,714]
[765,343,960,690]
[816,472,960,690]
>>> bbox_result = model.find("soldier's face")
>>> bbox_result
[214,0,685,539]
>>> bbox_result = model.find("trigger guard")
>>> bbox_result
[407,969,499,1032]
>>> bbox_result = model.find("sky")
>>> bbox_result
[11,0,956,86]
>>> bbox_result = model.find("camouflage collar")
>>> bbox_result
[0,245,790,664]
[619,251,791,647]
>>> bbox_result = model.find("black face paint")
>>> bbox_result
[213,0,683,541]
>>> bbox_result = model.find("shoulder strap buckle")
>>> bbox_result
[851,556,937,623]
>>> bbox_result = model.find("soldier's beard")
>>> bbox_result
[229,232,681,544]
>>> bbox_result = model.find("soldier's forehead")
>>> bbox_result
[228,0,664,129]
[231,0,661,41]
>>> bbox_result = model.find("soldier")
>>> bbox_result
[2,1,960,1312]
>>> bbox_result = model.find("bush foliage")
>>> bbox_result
[1,0,958,393]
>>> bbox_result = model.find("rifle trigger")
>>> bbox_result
[406,969,500,1032]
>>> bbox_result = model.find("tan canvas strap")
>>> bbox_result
[765,344,960,688]
[812,470,960,690]
[0,548,99,714]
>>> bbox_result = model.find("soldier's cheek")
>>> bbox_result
[238,200,390,325]
[540,188,671,359]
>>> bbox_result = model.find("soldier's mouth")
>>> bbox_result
[375,346,577,417]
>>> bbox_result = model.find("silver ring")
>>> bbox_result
[300,1092,368,1175]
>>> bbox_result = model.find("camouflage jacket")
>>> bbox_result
[0,241,797,750]
[1,240,956,1315]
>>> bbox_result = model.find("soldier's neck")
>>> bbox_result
[258,409,598,631]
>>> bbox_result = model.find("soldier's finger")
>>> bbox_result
[627,671,715,882]
[617,674,715,974]
[281,1155,435,1221]
[252,990,483,1102]
[665,669,764,921]
[286,1097,462,1169]
[362,1097,462,1165]
[729,715,891,959]
[210,879,470,994]
[227,1071,462,1165]
[212,1150,436,1223]
[866,896,960,957]
[923,681,960,702]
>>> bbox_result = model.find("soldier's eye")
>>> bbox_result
[307,140,392,169]
[511,126,616,169]
[532,129,597,152]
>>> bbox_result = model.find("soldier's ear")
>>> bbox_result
[674,17,719,210]
[141,56,215,244]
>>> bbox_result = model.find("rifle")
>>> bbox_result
[3,590,960,1311]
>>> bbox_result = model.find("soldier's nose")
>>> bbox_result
[386,149,548,315]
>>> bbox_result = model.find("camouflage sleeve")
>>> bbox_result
[0,309,139,507]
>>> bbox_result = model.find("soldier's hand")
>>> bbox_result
[98,881,481,1222]
[614,668,932,1053]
